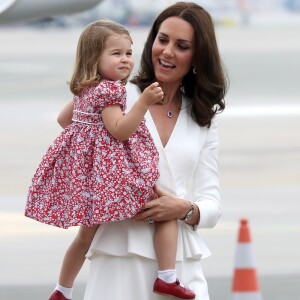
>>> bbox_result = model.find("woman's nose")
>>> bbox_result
[163,45,174,57]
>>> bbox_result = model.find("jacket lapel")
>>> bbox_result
[145,99,188,196]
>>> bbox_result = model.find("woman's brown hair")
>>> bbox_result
[69,19,132,95]
[131,2,228,127]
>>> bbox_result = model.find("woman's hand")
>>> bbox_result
[134,185,191,223]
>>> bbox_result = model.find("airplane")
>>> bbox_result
[1,0,298,28]
[0,0,103,24]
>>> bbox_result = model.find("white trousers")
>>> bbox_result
[84,254,210,300]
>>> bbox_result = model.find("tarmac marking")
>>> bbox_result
[0,212,77,237]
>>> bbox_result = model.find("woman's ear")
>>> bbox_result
[192,64,197,75]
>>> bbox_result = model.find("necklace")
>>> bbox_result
[159,91,182,118]
[157,88,181,119]
[167,108,173,118]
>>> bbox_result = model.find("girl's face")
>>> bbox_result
[152,17,195,86]
[98,34,134,81]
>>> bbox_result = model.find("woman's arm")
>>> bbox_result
[102,82,163,141]
[191,120,221,229]
[57,99,74,129]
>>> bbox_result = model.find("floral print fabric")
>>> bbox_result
[25,80,159,228]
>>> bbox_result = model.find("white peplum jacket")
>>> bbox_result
[86,82,221,262]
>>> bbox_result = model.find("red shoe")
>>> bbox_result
[48,290,70,300]
[153,278,195,299]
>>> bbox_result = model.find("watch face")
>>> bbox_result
[186,211,193,220]
[185,205,194,220]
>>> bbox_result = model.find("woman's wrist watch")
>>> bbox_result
[180,202,194,222]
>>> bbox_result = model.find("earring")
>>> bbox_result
[192,65,197,75]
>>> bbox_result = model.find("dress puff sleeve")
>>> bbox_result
[94,80,127,112]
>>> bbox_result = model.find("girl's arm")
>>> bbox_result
[57,99,74,129]
[102,82,163,141]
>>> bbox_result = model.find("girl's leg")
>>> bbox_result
[58,224,99,287]
[49,224,99,300]
[154,220,177,272]
[153,221,195,299]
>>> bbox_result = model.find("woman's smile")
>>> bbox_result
[159,59,176,69]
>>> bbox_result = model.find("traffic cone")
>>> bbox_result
[231,219,262,300]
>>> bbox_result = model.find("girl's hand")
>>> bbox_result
[140,82,164,107]
[134,185,188,222]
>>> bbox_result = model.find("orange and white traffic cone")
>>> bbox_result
[231,219,262,300]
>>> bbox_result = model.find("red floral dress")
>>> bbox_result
[25,80,159,228]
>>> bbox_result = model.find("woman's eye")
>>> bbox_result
[158,37,168,44]
[177,44,189,50]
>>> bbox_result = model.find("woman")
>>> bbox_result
[58,2,227,300]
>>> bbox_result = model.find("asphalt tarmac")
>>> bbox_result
[0,24,299,299]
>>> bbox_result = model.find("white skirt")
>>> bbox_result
[84,254,210,300]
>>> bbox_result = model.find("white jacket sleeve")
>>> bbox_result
[192,119,222,229]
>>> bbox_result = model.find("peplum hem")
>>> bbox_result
[86,219,211,262]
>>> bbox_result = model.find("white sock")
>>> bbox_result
[158,269,177,283]
[55,283,73,299]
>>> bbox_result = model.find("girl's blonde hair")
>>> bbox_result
[69,19,132,95]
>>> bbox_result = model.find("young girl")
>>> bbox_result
[25,20,195,300]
